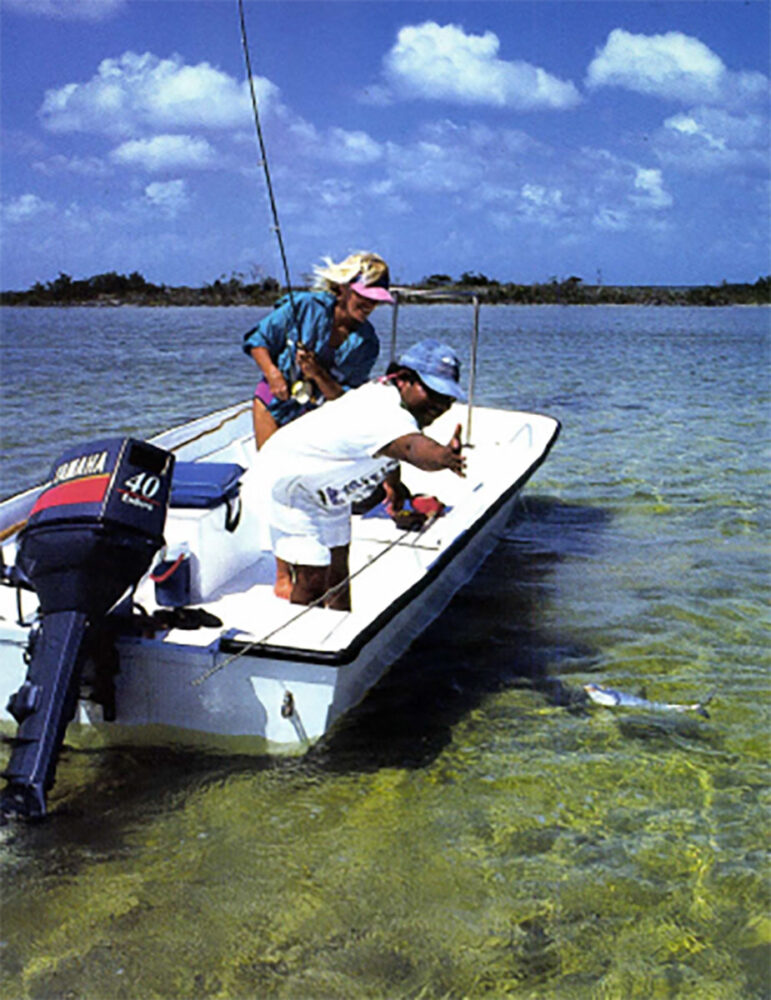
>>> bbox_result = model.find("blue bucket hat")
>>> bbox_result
[398,339,466,401]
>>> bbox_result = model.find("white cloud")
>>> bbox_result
[32,154,109,177]
[381,22,581,110]
[569,148,674,232]
[275,109,677,253]
[521,184,562,207]
[111,135,217,172]
[39,52,280,137]
[482,189,577,237]
[631,167,673,209]
[656,107,769,172]
[666,113,725,148]
[290,123,383,166]
[384,137,479,194]
[376,119,545,200]
[321,116,675,240]
[3,0,126,20]
[2,193,55,224]
[586,29,768,108]
[367,180,410,214]
[317,180,356,209]
[521,183,565,211]
[143,180,189,218]
[592,207,631,232]
[325,128,383,166]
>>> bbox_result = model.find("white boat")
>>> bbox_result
[0,312,559,816]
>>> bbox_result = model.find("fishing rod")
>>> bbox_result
[237,0,311,401]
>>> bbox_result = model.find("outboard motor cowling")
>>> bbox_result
[2,438,174,818]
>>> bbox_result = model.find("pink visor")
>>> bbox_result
[350,280,394,304]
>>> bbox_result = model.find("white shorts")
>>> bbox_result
[269,480,350,567]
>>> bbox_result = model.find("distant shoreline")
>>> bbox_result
[2,298,768,308]
[1,271,768,308]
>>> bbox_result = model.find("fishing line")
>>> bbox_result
[237,0,306,384]
[191,520,422,687]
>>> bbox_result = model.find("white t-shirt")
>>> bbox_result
[258,381,420,511]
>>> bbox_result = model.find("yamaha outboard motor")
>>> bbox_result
[2,438,174,818]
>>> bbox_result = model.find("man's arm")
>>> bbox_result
[383,467,410,512]
[379,424,466,477]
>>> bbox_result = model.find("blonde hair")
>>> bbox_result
[311,251,390,294]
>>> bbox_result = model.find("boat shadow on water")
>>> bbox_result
[2,495,610,846]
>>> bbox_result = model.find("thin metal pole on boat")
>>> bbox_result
[389,290,400,363]
[466,295,480,445]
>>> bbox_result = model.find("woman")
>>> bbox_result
[243,251,394,449]
[243,250,394,599]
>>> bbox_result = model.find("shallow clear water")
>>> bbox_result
[0,305,769,999]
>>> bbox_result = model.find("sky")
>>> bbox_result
[1,0,769,289]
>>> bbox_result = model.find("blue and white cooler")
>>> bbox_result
[154,461,249,606]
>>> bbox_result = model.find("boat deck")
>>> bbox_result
[122,404,554,659]
[0,405,557,652]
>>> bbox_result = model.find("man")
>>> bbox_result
[257,339,467,610]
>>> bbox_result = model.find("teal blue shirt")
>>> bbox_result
[243,291,380,426]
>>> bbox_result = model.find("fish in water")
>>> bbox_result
[583,683,712,719]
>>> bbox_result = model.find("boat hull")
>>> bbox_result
[70,479,518,751]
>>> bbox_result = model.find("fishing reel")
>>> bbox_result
[290,379,316,406]
[289,341,319,406]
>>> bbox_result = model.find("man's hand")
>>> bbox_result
[380,426,466,476]
[445,424,466,477]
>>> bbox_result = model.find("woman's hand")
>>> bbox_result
[250,346,289,401]
[296,347,324,381]
[267,366,289,400]
[296,348,344,401]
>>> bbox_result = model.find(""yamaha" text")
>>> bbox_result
[53,450,109,483]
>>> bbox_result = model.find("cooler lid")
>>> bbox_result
[170,461,245,509]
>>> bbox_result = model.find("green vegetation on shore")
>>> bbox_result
[1,269,769,307]
[0,270,280,308]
